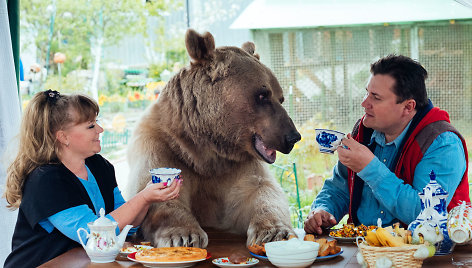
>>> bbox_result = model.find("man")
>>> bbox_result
[305,55,470,234]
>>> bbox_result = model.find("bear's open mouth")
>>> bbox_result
[253,134,276,164]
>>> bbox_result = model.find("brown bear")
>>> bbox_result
[126,29,301,248]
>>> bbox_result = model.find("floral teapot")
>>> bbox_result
[77,208,133,263]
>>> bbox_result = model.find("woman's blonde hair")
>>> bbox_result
[4,90,99,209]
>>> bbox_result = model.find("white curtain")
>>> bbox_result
[0,0,21,264]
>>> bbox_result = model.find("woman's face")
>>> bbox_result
[62,114,104,159]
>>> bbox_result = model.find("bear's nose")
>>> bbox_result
[285,130,301,146]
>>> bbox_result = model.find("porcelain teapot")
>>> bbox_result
[408,170,454,255]
[77,208,133,263]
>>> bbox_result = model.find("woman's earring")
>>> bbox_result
[66,142,69,147]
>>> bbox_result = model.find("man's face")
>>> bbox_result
[361,74,409,136]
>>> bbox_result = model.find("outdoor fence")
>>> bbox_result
[253,21,472,136]
[101,129,130,151]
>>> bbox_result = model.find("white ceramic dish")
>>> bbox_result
[127,252,208,267]
[264,240,319,255]
[265,240,319,268]
[266,255,316,268]
[212,257,259,267]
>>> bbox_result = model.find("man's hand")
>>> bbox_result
[337,133,375,173]
[304,208,337,234]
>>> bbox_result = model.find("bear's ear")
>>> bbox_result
[185,29,215,64]
[242,42,260,60]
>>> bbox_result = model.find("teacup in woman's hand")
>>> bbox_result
[149,168,181,186]
[315,129,345,154]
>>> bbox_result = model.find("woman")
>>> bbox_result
[3,90,182,267]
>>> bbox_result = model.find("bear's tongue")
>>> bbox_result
[254,135,276,164]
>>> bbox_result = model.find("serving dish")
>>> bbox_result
[315,248,343,261]
[212,257,259,267]
[127,251,210,267]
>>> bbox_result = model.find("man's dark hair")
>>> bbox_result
[370,54,429,109]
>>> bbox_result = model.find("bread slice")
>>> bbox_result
[313,238,328,256]
[247,243,266,256]
[304,234,315,242]
[328,240,338,255]
[319,243,331,256]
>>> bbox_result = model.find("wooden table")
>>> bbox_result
[40,229,472,267]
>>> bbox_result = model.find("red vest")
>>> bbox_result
[348,107,470,224]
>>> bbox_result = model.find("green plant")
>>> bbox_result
[149,63,171,81]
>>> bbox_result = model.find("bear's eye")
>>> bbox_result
[255,90,270,105]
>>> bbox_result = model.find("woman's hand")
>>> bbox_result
[111,178,183,229]
[141,178,183,204]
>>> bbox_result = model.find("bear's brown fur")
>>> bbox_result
[127,29,301,248]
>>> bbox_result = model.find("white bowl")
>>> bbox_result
[266,256,316,268]
[266,255,317,262]
[266,251,317,260]
[265,240,319,255]
[265,240,319,268]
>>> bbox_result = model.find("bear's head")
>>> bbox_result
[159,29,301,166]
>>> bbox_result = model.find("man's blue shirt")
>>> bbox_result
[312,122,466,226]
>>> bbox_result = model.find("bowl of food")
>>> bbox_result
[329,223,377,242]
[265,239,319,268]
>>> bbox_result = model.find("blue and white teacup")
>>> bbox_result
[315,129,345,154]
[149,168,181,186]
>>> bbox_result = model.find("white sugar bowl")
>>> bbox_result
[265,239,319,268]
